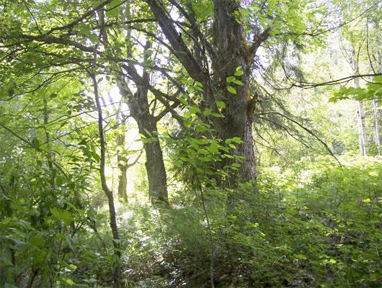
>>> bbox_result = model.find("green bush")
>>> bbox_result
[120,157,381,287]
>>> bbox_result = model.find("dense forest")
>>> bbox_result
[0,0,381,287]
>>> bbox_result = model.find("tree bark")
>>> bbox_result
[373,20,381,155]
[351,47,368,156]
[117,133,129,201]
[212,0,257,183]
[138,112,168,203]
[144,0,268,186]
[91,50,122,288]
[356,99,367,156]
[118,44,169,203]
[119,82,169,203]
[372,99,380,156]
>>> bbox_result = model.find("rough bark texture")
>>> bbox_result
[212,0,257,183]
[144,0,270,186]
[119,73,168,203]
[116,29,169,203]
[138,112,168,203]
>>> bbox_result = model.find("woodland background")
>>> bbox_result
[0,0,381,287]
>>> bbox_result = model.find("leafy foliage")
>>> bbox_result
[331,76,382,102]
[1,0,382,287]
[105,158,382,287]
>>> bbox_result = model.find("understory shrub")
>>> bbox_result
[121,157,381,287]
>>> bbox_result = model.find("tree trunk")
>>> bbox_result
[212,0,257,183]
[137,113,168,203]
[351,46,368,156]
[144,0,267,186]
[119,81,168,203]
[91,52,122,288]
[117,35,169,203]
[373,23,381,156]
[372,99,380,156]
[117,133,129,201]
[132,82,168,203]
[357,100,367,156]
[354,74,367,156]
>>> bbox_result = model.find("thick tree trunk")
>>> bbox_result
[144,0,271,186]
[216,92,257,184]
[117,165,128,201]
[212,0,257,183]
[134,81,168,203]
[119,81,168,203]
[137,113,168,203]
[117,36,169,203]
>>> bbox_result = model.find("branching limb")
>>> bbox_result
[260,112,342,166]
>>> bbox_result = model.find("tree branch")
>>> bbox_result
[144,0,205,82]
[260,112,342,166]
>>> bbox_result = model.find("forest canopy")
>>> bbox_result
[0,0,381,287]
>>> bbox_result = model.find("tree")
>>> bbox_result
[329,0,382,156]
[140,0,321,186]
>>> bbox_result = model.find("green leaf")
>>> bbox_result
[88,33,99,43]
[227,86,237,94]
[65,279,75,286]
[211,112,224,118]
[329,258,337,264]
[184,120,193,127]
[207,141,219,153]
[231,163,241,168]
[232,79,244,86]
[107,3,122,17]
[216,101,226,109]
[50,208,73,225]
[200,156,211,162]
[226,76,236,83]
[231,137,243,144]
[198,149,209,155]
[68,264,77,271]
[79,25,91,37]
[196,125,209,133]
[235,66,244,76]
[203,108,212,116]
[190,105,201,115]
[143,129,153,137]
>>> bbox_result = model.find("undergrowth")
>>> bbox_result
[1,157,381,287]
[121,157,381,287]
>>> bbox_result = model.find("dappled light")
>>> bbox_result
[0,0,381,287]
